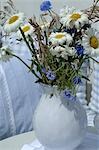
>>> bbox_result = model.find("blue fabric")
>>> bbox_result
[0,34,41,140]
[0,55,41,140]
[0,56,41,140]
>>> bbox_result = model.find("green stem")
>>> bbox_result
[82,75,90,81]
[8,52,42,80]
[77,57,85,71]
[28,35,42,75]
[88,56,99,64]
[54,63,65,73]
[48,10,54,18]
[19,27,33,53]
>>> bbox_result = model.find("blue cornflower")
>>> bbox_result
[40,0,52,12]
[73,76,82,85]
[46,70,56,81]
[64,28,77,35]
[75,44,84,56]
[64,90,71,99]
[64,90,76,101]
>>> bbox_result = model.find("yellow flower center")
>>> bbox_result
[9,16,19,24]
[70,13,81,21]
[22,25,30,32]
[55,34,65,39]
[90,36,99,49]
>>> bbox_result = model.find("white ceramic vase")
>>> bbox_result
[33,85,87,150]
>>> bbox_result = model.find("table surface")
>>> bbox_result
[0,127,98,150]
[0,131,35,150]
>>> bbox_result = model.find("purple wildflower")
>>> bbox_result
[73,76,82,85]
[75,44,84,56]
[46,70,56,81]
[64,28,77,35]
[64,90,76,101]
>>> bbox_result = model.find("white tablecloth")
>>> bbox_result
[21,132,99,150]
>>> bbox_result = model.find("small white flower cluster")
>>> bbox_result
[49,32,75,59]
[50,46,75,59]
[0,46,12,62]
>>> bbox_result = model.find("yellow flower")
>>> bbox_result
[83,28,99,56]
[4,13,25,33]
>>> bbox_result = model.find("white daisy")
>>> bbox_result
[17,23,34,38]
[49,32,73,46]
[65,46,76,56]
[4,13,25,33]
[50,45,75,59]
[0,46,13,62]
[61,46,76,59]
[82,28,99,56]
[60,9,89,29]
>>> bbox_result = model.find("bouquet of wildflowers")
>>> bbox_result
[0,0,99,99]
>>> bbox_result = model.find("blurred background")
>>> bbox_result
[1,0,93,17]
